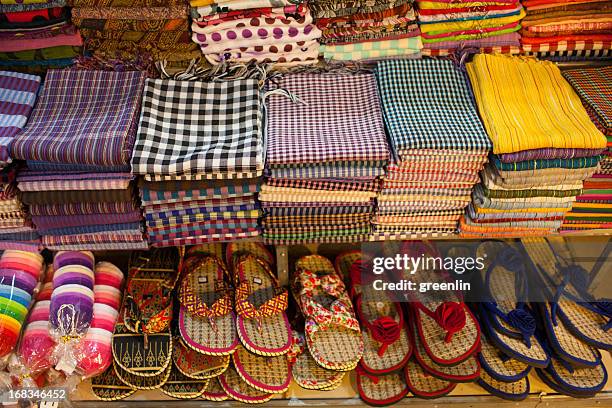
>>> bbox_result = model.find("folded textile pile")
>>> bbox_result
[561,67,612,231]
[374,59,491,239]
[131,71,265,247]
[261,72,389,244]
[0,72,40,251]
[0,0,82,74]
[10,69,147,250]
[416,0,524,56]
[70,0,199,66]
[190,0,321,65]
[520,0,612,61]
[310,0,422,61]
[463,54,607,237]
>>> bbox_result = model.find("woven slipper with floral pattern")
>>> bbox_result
[178,254,238,356]
[336,251,411,375]
[160,362,209,399]
[356,365,409,407]
[477,370,529,401]
[293,255,364,371]
[476,241,549,367]
[234,254,292,356]
[288,332,346,391]
[403,241,480,367]
[409,315,479,382]
[219,366,274,404]
[404,359,456,399]
[227,242,274,268]
[478,333,531,383]
[91,365,136,401]
[173,338,230,379]
[112,323,173,377]
[201,377,229,401]
[113,360,171,390]
[232,345,291,393]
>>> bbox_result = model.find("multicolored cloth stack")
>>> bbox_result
[374,59,491,240]
[462,54,607,237]
[561,67,612,231]
[520,0,612,61]
[0,0,82,73]
[130,70,265,247]
[10,69,147,250]
[261,72,389,244]
[70,0,198,67]
[415,0,524,56]
[0,71,40,251]
[190,0,321,65]
[310,0,422,61]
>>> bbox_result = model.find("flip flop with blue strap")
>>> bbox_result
[476,241,549,368]
[477,331,531,383]
[477,370,529,401]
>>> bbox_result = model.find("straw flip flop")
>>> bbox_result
[293,255,364,371]
[91,365,136,401]
[402,241,481,366]
[201,377,230,401]
[409,313,479,382]
[522,238,612,351]
[356,365,409,407]
[478,332,531,383]
[160,362,209,399]
[219,366,274,404]
[336,251,411,375]
[288,332,346,391]
[234,254,292,356]
[232,345,291,393]
[227,242,275,269]
[187,243,224,261]
[477,370,529,401]
[173,338,230,379]
[178,254,238,356]
[404,359,456,399]
[476,241,549,367]
[112,323,173,377]
[544,353,608,397]
[113,359,171,390]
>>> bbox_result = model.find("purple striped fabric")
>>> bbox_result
[10,70,145,168]
[17,171,133,182]
[29,201,137,216]
[498,147,606,162]
[33,211,142,230]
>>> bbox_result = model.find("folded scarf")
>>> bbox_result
[0,32,82,52]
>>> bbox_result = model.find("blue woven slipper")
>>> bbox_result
[477,370,529,401]
[478,331,531,383]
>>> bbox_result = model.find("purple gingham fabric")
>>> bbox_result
[10,70,145,167]
[266,72,390,166]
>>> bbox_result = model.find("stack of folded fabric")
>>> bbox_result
[0,71,40,251]
[520,0,612,61]
[560,67,612,231]
[130,69,264,247]
[416,0,524,56]
[310,0,423,61]
[261,72,389,244]
[0,0,82,74]
[190,0,321,66]
[462,54,607,237]
[70,0,199,68]
[374,59,491,240]
[10,69,147,251]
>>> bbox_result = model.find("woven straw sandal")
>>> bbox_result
[409,314,480,382]
[226,242,275,268]
[173,338,230,379]
[288,332,346,391]
[112,322,173,377]
[234,254,292,356]
[476,241,549,367]
[404,359,456,399]
[478,332,531,383]
[187,243,224,260]
[219,365,274,404]
[113,360,171,390]
[336,251,412,375]
[522,237,612,350]
[477,370,529,401]
[232,345,291,393]
[91,365,136,401]
[402,241,481,366]
[160,362,209,399]
[293,255,364,371]
[178,254,238,356]
[201,377,230,401]
[536,357,608,399]
[356,365,409,407]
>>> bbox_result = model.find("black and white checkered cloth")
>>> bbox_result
[131,78,264,177]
